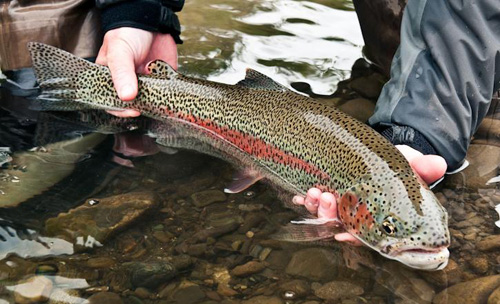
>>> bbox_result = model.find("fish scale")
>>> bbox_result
[28,42,450,270]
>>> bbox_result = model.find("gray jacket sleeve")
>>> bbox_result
[369,0,500,171]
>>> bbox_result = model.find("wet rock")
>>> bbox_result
[469,257,490,274]
[279,279,310,299]
[11,276,53,304]
[433,275,500,304]
[445,144,500,190]
[348,73,385,99]
[134,287,152,299]
[153,230,175,243]
[231,261,266,277]
[125,261,177,289]
[241,295,283,304]
[338,98,376,122]
[421,259,462,288]
[45,192,159,248]
[488,286,500,304]
[285,248,341,282]
[172,284,205,304]
[313,281,364,300]
[477,235,500,251]
[87,292,123,304]
[191,190,226,207]
[86,257,116,269]
[49,288,83,304]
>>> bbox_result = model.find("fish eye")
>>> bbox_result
[382,219,396,235]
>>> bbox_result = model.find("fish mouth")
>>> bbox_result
[389,246,450,271]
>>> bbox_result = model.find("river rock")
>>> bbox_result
[231,261,266,277]
[172,284,206,304]
[285,248,341,282]
[279,280,310,299]
[11,276,53,304]
[241,295,283,304]
[469,257,490,274]
[445,144,500,190]
[433,275,500,304]
[87,292,123,304]
[45,192,159,248]
[488,286,500,304]
[421,259,462,287]
[313,281,363,300]
[477,235,500,251]
[191,190,226,207]
[124,261,177,289]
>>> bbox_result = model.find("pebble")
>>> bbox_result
[313,281,364,300]
[134,287,152,299]
[279,279,310,299]
[477,235,500,251]
[488,286,500,304]
[285,248,341,282]
[152,230,174,243]
[241,295,283,304]
[191,190,226,207]
[231,261,266,277]
[469,257,490,274]
[125,261,177,289]
[86,257,116,269]
[12,276,53,304]
[421,259,462,287]
[87,292,123,304]
[172,285,206,304]
[433,275,500,304]
[44,192,160,248]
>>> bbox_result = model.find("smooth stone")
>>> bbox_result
[477,235,500,251]
[87,292,123,304]
[241,295,283,304]
[48,288,83,304]
[285,248,341,282]
[12,276,53,304]
[134,287,152,299]
[469,257,490,274]
[231,261,266,277]
[153,230,174,243]
[313,281,363,300]
[191,190,226,207]
[338,98,376,122]
[125,262,177,289]
[279,279,310,299]
[433,275,500,304]
[348,73,385,99]
[445,144,500,190]
[86,257,116,269]
[488,286,500,304]
[172,285,206,304]
[45,192,159,247]
[421,259,462,288]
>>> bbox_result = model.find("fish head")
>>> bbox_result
[338,175,450,271]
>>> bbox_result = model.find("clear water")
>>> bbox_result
[0,1,499,303]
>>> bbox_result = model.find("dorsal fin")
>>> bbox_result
[237,69,289,91]
[146,60,177,78]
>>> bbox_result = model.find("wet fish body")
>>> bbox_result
[28,43,450,270]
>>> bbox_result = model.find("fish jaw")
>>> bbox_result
[386,245,449,270]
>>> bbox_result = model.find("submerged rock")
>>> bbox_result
[285,248,341,282]
[44,192,159,248]
[9,275,53,304]
[433,275,500,304]
[87,292,123,304]
[124,261,177,289]
[476,235,500,252]
[191,189,226,207]
[313,281,364,300]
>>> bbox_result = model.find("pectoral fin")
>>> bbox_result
[224,168,263,194]
[272,221,344,242]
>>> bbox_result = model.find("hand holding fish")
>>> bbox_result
[95,27,178,118]
[294,144,447,246]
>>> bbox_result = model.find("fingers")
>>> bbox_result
[411,154,447,184]
[317,192,337,219]
[335,233,363,246]
[396,144,447,184]
[106,39,138,101]
[106,109,141,117]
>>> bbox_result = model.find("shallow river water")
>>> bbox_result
[0,0,499,303]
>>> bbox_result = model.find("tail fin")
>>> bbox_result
[27,42,96,107]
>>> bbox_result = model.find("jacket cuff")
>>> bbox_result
[99,0,183,44]
[378,124,438,155]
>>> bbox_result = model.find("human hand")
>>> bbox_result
[293,144,447,245]
[95,27,178,117]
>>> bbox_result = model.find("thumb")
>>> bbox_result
[107,41,138,101]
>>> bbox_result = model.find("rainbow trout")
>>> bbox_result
[29,43,450,270]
